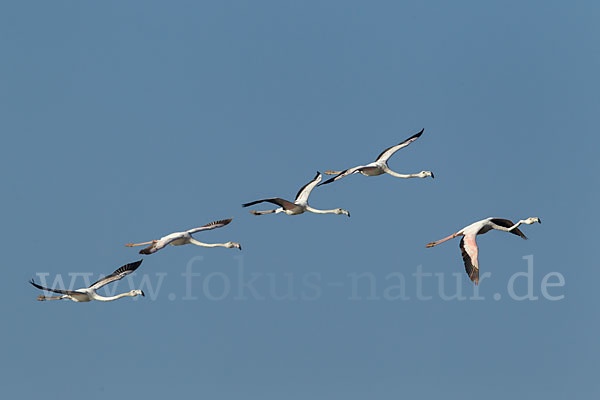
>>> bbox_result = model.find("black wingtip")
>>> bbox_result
[318,177,335,187]
[403,128,425,142]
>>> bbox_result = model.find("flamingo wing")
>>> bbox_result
[187,219,233,234]
[88,259,144,290]
[459,234,480,285]
[139,235,180,255]
[490,218,527,239]
[294,172,322,204]
[375,129,424,162]
[242,198,298,211]
[29,279,81,296]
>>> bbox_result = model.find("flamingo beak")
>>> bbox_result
[141,291,145,297]
[538,218,542,224]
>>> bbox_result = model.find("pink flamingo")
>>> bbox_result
[426,217,541,284]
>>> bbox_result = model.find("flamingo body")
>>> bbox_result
[426,217,541,284]
[30,260,145,302]
[125,219,241,254]
[242,172,350,217]
[319,129,434,186]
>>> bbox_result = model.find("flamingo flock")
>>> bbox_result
[30,129,542,302]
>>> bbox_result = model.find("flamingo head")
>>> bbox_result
[335,208,350,217]
[226,242,242,250]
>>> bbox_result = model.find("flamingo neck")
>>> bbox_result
[305,206,337,214]
[91,291,135,302]
[189,238,226,248]
[384,166,424,179]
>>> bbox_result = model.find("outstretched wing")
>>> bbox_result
[242,198,298,211]
[490,218,527,239]
[88,259,143,290]
[459,234,480,285]
[375,128,425,162]
[187,219,233,234]
[29,279,80,296]
[294,172,322,204]
[318,166,362,186]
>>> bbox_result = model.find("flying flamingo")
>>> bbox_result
[425,217,541,284]
[126,218,241,254]
[242,172,350,216]
[319,129,434,186]
[30,260,145,302]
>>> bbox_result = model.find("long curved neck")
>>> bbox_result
[383,166,424,179]
[189,238,227,248]
[91,291,135,302]
[305,206,337,215]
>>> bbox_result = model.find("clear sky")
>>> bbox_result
[1,1,598,399]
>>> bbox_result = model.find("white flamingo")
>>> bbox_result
[30,260,145,302]
[126,218,241,254]
[242,172,350,216]
[425,217,541,284]
[319,129,434,186]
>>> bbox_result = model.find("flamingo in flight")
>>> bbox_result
[319,129,434,186]
[30,260,145,302]
[242,172,350,217]
[425,217,541,284]
[126,218,241,254]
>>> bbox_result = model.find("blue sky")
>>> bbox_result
[1,1,598,398]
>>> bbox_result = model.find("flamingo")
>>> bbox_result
[30,260,145,302]
[125,218,241,255]
[319,129,434,186]
[242,172,350,217]
[425,217,541,284]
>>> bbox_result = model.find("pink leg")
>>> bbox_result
[125,240,157,247]
[426,233,460,248]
